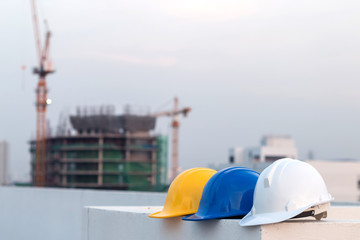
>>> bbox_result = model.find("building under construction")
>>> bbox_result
[29,106,168,191]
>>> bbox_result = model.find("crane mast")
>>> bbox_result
[171,98,179,182]
[31,0,42,65]
[30,0,54,187]
[150,97,191,181]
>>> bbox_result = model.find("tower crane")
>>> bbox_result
[150,97,191,181]
[30,0,55,187]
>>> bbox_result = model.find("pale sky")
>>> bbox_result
[0,0,360,181]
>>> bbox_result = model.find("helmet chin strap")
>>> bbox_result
[292,202,330,220]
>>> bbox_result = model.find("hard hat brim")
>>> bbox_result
[182,214,208,221]
[239,208,305,226]
[239,199,333,226]
[149,210,195,218]
[183,212,247,221]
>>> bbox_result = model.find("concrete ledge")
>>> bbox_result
[0,187,165,240]
[83,206,360,240]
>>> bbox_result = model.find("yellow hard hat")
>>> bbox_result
[149,168,217,218]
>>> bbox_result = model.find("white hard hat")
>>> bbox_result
[240,158,333,226]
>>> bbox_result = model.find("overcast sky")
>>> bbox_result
[1,0,359,181]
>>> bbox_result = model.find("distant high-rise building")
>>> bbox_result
[0,141,9,185]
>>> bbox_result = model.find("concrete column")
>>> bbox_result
[125,137,131,161]
[62,139,67,186]
[151,138,156,185]
[98,137,103,185]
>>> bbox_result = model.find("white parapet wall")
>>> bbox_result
[0,187,165,240]
[83,206,360,240]
[305,160,360,202]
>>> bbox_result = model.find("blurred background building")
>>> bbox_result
[229,135,297,163]
[211,135,360,202]
[219,135,298,172]
[0,141,9,186]
[29,106,168,191]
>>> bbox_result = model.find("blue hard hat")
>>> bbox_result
[182,167,259,221]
